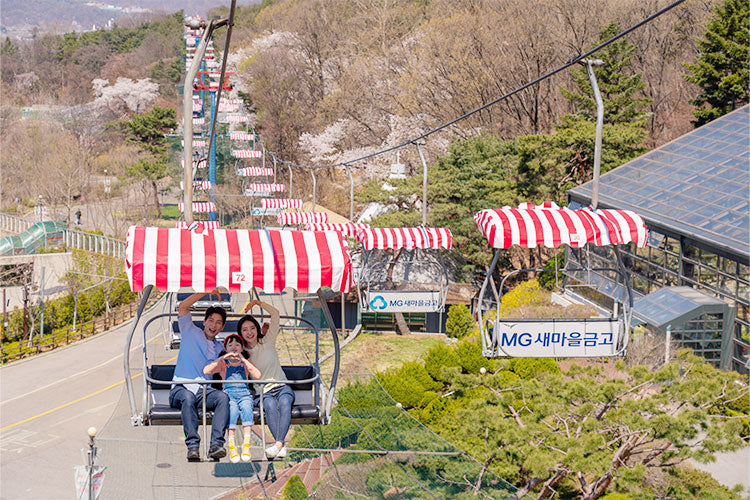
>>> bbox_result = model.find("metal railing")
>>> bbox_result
[0,213,33,233]
[63,230,126,258]
[0,213,125,258]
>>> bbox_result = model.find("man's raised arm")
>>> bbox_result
[178,288,222,317]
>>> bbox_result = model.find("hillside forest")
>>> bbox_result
[2,0,748,272]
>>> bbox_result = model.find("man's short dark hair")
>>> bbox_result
[204,306,226,324]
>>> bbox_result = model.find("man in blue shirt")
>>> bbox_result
[169,289,230,461]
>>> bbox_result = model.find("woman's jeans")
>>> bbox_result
[227,394,254,429]
[258,384,295,442]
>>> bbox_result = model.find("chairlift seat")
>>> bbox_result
[146,364,321,425]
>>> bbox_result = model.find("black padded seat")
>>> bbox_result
[146,364,320,425]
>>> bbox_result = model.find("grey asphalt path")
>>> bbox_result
[0,295,277,500]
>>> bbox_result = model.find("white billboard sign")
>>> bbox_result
[488,318,621,357]
[251,207,282,216]
[366,290,442,313]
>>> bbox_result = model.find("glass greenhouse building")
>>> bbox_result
[566,105,749,375]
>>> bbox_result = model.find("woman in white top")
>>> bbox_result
[238,299,295,459]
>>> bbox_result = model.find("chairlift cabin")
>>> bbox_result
[474,202,648,358]
[122,225,352,454]
[355,227,453,314]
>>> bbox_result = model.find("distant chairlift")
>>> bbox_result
[355,227,453,314]
[122,225,353,457]
[474,201,649,358]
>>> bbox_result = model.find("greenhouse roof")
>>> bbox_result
[569,105,749,259]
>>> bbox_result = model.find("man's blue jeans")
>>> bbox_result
[169,385,229,449]
[259,384,295,442]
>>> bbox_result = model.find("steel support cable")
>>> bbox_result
[281,323,437,498]
[333,398,441,500]
[368,370,527,498]
[256,0,686,172]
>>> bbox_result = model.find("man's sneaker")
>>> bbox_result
[265,444,279,458]
[187,447,200,462]
[275,445,288,459]
[208,444,226,460]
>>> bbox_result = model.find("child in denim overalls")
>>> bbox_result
[204,334,261,462]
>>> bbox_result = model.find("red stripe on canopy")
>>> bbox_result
[474,203,648,248]
[125,226,352,294]
[261,198,302,209]
[237,167,273,176]
[277,212,329,225]
[356,227,453,250]
[304,222,370,238]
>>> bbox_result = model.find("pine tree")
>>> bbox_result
[684,0,750,126]
[562,22,652,126]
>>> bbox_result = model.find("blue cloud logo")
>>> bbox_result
[370,295,387,310]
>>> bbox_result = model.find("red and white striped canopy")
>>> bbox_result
[237,167,273,176]
[126,226,352,294]
[232,150,263,159]
[192,117,204,126]
[180,180,212,190]
[175,221,220,229]
[178,202,216,213]
[230,132,252,141]
[278,212,329,225]
[226,115,247,123]
[182,140,206,148]
[181,158,208,169]
[222,98,242,105]
[305,222,370,238]
[218,104,239,113]
[248,183,285,193]
[261,198,302,209]
[356,227,453,250]
[474,202,648,249]
[192,101,203,112]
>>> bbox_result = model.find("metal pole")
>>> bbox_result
[665,325,671,365]
[273,156,277,184]
[208,89,217,222]
[582,58,604,209]
[346,164,354,221]
[287,164,293,199]
[415,141,428,225]
[184,20,215,226]
[310,169,317,211]
[40,266,45,339]
[87,429,96,500]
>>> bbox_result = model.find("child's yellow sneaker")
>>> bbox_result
[241,442,251,462]
[229,442,240,464]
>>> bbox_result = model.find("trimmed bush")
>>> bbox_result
[424,344,461,382]
[446,304,474,338]
[281,474,308,500]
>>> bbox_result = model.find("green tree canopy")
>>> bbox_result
[122,105,177,218]
[684,0,750,126]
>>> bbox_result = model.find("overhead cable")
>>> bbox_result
[261,0,686,170]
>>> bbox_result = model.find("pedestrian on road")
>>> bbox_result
[169,289,230,462]
[75,209,82,225]
[239,299,294,459]
[204,334,261,463]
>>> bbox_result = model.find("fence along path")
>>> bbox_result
[0,213,125,258]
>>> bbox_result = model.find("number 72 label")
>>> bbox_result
[231,272,247,283]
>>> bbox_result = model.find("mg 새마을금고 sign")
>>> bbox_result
[487,318,622,357]
[367,290,442,312]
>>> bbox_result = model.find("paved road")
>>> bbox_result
[0,294,295,500]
